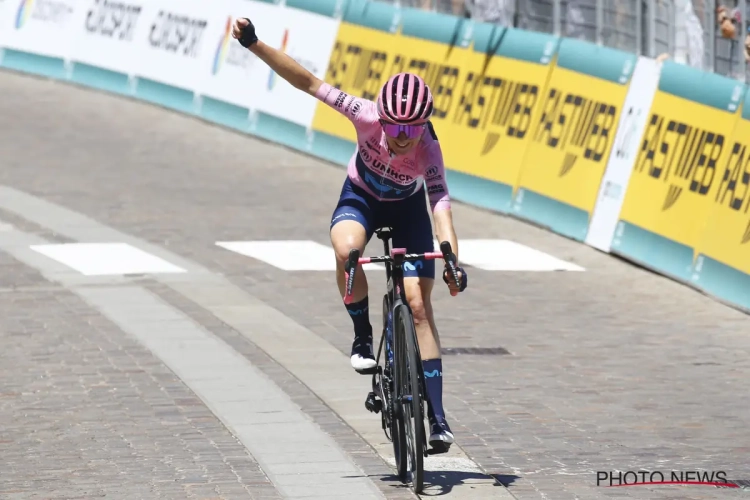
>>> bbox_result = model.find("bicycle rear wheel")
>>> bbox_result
[394,303,425,493]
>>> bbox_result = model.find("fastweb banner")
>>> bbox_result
[698,91,750,276]
[694,87,750,308]
[586,56,662,252]
[612,61,745,281]
[512,40,637,241]
[310,5,638,239]
[311,5,560,213]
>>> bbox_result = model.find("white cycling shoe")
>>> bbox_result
[429,417,455,453]
[351,335,376,373]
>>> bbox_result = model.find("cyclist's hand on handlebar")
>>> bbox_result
[443,265,467,294]
[232,17,258,48]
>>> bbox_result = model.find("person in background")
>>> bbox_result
[462,0,513,25]
[717,4,740,39]
[672,0,706,70]
[419,0,466,15]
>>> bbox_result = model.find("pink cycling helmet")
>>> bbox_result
[376,72,434,125]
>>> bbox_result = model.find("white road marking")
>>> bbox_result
[215,238,582,274]
[216,240,382,271]
[454,239,585,271]
[29,242,187,276]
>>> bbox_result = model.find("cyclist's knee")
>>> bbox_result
[405,280,430,325]
[331,221,366,264]
[410,298,429,326]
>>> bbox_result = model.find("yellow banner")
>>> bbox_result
[515,65,626,214]
[696,114,750,273]
[312,23,402,143]
[451,50,553,188]
[618,91,739,251]
[311,23,554,190]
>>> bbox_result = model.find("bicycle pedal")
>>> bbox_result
[364,392,382,414]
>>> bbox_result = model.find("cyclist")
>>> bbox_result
[233,17,468,451]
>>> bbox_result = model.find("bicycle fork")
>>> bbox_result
[365,300,401,440]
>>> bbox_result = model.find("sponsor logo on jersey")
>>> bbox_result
[356,153,418,199]
[425,165,442,181]
[334,91,347,108]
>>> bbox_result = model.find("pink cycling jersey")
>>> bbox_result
[315,82,451,213]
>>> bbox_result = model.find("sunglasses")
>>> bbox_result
[380,120,426,140]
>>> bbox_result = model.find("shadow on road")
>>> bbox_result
[375,470,522,497]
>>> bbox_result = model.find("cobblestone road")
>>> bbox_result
[1,69,749,499]
[0,254,280,500]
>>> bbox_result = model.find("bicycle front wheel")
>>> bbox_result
[394,303,425,493]
[386,295,407,480]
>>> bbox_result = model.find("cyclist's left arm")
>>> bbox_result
[433,206,466,293]
[423,127,466,293]
[423,138,459,268]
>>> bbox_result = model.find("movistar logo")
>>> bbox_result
[365,171,403,195]
[424,369,442,378]
[404,261,423,272]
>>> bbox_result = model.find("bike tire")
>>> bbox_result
[395,303,425,493]
[386,295,407,481]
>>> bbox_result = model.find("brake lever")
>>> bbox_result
[439,241,460,297]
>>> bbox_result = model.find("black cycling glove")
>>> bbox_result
[443,265,468,292]
[237,18,259,48]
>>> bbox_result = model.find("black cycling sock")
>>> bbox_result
[345,296,372,339]
[423,359,445,421]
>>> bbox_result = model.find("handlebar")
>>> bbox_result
[440,241,461,297]
[343,241,461,302]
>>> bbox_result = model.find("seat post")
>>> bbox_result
[375,227,392,255]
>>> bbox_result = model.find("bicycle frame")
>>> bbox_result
[344,227,460,422]
[347,229,461,489]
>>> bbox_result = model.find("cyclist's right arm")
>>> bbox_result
[249,39,323,96]
[233,18,322,96]
[234,18,371,124]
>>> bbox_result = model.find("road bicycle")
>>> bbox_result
[343,227,462,493]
